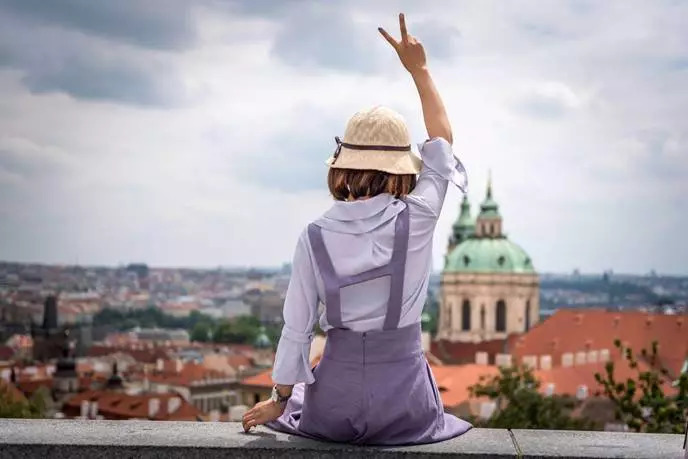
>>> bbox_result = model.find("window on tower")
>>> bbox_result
[496,300,506,332]
[461,300,471,331]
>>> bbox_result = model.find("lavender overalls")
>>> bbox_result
[266,203,472,445]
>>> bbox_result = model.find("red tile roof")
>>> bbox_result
[226,355,252,369]
[0,346,14,361]
[15,378,52,396]
[512,309,688,376]
[64,390,201,421]
[430,364,500,408]
[0,379,27,403]
[146,361,233,387]
[88,345,171,364]
[240,369,273,388]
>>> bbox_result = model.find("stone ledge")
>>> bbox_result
[0,419,684,459]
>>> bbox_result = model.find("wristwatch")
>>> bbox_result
[270,385,291,404]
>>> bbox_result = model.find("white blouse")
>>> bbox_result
[271,137,467,385]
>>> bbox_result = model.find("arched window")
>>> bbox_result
[489,223,494,235]
[461,300,471,331]
[496,300,506,332]
[446,302,452,330]
[525,300,531,331]
[480,305,486,330]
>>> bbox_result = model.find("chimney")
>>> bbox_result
[229,405,248,422]
[574,313,583,325]
[540,355,552,370]
[599,348,610,362]
[495,353,512,368]
[80,400,89,418]
[475,352,489,365]
[148,398,160,418]
[156,358,163,372]
[175,358,183,374]
[575,351,587,366]
[421,331,430,352]
[478,401,497,420]
[522,355,537,370]
[561,352,574,367]
[167,397,181,414]
[576,384,588,400]
[544,382,556,396]
[89,401,98,419]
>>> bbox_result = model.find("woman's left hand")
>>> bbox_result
[242,399,285,432]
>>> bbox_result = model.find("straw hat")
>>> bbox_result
[326,106,422,174]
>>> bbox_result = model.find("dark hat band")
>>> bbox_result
[331,136,411,165]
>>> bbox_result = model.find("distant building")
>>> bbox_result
[32,295,70,362]
[438,175,539,344]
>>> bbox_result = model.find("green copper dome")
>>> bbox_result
[445,238,535,273]
[254,327,272,349]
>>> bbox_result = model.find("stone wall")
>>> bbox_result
[0,419,685,458]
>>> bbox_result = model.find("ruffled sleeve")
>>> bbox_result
[271,230,319,385]
[407,137,468,218]
[417,137,467,192]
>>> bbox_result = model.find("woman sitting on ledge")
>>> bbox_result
[242,13,472,446]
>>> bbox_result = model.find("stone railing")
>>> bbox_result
[0,419,686,458]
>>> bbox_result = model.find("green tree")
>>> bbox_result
[190,322,213,342]
[212,316,262,344]
[0,383,45,419]
[469,365,596,430]
[595,340,688,434]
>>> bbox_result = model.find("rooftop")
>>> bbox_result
[0,419,685,458]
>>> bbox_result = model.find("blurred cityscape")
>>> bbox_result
[1,179,686,428]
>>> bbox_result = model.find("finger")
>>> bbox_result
[378,27,398,50]
[399,13,408,45]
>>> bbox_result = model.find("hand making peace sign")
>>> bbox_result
[378,13,428,76]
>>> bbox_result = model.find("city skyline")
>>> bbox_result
[0,1,686,275]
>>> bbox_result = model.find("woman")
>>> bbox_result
[242,13,472,445]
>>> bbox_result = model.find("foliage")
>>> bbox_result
[595,340,688,434]
[469,365,596,430]
[423,290,439,336]
[93,306,283,347]
[190,322,213,342]
[0,384,45,419]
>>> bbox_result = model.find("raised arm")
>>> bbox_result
[379,13,453,145]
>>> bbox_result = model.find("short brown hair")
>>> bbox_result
[327,168,416,201]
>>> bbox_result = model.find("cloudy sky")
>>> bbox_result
[0,0,686,275]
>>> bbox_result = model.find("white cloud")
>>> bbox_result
[0,1,686,275]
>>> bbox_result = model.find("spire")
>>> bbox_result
[486,169,493,200]
[476,170,503,238]
[450,194,475,248]
[106,360,124,390]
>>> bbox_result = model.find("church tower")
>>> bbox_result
[447,194,475,255]
[438,175,539,344]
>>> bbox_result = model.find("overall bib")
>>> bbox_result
[266,204,472,445]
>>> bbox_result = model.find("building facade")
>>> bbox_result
[438,176,540,343]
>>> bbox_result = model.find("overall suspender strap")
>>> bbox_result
[307,222,344,328]
[382,206,410,330]
[307,203,411,331]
